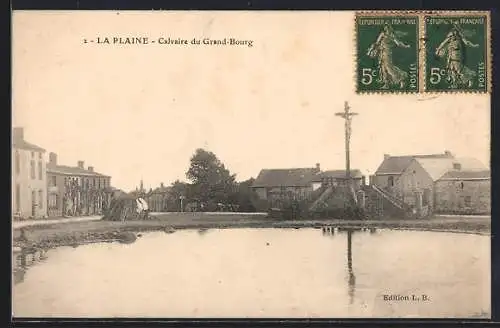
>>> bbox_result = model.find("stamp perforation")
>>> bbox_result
[355,11,420,94]
[422,10,491,94]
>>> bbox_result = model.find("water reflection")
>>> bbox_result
[321,227,370,306]
[197,228,209,236]
[13,228,490,318]
[322,226,335,236]
[13,247,48,285]
[346,230,355,305]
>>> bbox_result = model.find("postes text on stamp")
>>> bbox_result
[356,14,419,93]
[424,13,489,92]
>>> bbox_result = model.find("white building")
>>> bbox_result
[12,127,47,219]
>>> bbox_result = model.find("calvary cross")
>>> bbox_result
[335,101,358,179]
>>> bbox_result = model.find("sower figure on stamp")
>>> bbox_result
[435,23,479,89]
[367,23,411,90]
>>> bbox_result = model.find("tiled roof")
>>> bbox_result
[453,157,488,170]
[375,156,414,175]
[252,168,320,188]
[375,153,453,175]
[415,158,456,181]
[47,164,110,177]
[311,169,363,182]
[416,157,488,181]
[438,170,490,180]
[13,139,46,152]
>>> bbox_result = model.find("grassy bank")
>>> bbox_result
[12,213,490,251]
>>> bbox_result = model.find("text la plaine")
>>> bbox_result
[89,37,254,47]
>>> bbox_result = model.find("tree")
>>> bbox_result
[186,148,236,204]
[231,178,257,212]
[169,180,189,199]
[167,180,190,211]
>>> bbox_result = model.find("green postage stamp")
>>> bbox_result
[424,13,490,92]
[355,11,491,93]
[356,14,419,93]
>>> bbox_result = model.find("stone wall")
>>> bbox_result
[434,179,490,214]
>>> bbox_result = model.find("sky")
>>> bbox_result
[12,11,490,192]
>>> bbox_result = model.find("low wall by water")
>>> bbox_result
[149,212,267,216]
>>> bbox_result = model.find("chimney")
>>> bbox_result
[13,127,24,141]
[453,162,462,170]
[49,152,57,166]
[384,154,390,160]
[77,160,84,169]
[88,166,94,172]
[315,163,321,172]
[444,150,453,157]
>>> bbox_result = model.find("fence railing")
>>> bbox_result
[371,185,407,210]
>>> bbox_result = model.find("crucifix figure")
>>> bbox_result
[335,101,358,179]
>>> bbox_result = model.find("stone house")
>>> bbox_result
[251,165,321,203]
[434,170,490,214]
[372,151,454,202]
[372,150,488,212]
[310,169,364,191]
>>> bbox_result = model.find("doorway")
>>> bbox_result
[31,190,37,217]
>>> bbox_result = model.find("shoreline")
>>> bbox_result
[12,215,491,251]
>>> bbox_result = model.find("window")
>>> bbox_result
[38,190,43,209]
[30,158,36,179]
[38,160,43,180]
[464,195,472,207]
[388,176,394,187]
[50,175,57,187]
[31,152,34,158]
[15,151,20,175]
[38,152,42,160]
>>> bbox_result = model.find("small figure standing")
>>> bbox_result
[435,24,479,88]
[367,23,411,89]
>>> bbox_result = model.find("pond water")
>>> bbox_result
[12,228,490,318]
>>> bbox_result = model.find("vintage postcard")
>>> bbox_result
[12,11,491,319]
